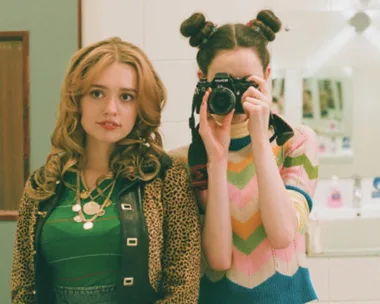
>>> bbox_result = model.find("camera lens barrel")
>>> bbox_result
[208,87,236,115]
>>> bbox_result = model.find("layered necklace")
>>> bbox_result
[72,171,119,230]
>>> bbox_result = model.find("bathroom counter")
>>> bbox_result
[307,249,380,258]
[306,207,380,258]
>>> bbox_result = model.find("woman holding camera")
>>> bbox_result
[170,9,319,304]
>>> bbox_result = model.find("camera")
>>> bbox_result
[192,72,259,115]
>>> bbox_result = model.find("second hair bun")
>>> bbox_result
[180,12,216,48]
[248,10,282,42]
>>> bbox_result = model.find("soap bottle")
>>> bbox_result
[327,175,343,208]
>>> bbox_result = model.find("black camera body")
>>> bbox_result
[192,72,259,115]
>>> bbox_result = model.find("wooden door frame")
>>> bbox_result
[78,0,82,49]
[0,0,82,221]
[0,31,30,221]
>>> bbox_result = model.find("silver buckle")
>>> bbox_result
[126,238,138,246]
[123,277,134,286]
[121,203,132,211]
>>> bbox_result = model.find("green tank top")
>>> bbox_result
[40,171,122,287]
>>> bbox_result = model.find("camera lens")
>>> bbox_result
[209,88,236,115]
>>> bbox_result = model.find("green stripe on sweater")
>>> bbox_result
[283,154,318,180]
[227,163,256,189]
[232,225,267,255]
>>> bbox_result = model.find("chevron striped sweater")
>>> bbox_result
[170,119,319,304]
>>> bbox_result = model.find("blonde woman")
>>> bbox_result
[11,37,200,304]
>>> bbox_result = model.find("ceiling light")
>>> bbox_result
[349,11,371,32]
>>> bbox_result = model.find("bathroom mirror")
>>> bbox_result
[271,69,285,116]
[271,8,380,178]
[302,67,353,158]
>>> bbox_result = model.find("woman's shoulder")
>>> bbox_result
[167,145,190,166]
[291,124,317,142]
[283,123,318,156]
[23,166,46,196]
[162,152,189,179]
[144,152,187,183]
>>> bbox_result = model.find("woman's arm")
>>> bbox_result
[192,89,235,271]
[157,159,201,304]
[252,139,297,249]
[198,158,232,271]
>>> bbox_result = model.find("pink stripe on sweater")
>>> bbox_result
[285,132,307,158]
[232,239,273,276]
[228,176,258,208]
[231,233,306,276]
[272,233,305,262]
[280,165,315,195]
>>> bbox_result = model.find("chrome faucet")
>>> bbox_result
[352,174,362,209]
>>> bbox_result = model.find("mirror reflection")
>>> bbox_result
[301,68,353,157]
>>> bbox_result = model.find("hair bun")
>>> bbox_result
[248,10,282,42]
[180,13,217,48]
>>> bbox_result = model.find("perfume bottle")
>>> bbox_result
[327,175,343,208]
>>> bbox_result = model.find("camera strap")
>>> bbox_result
[189,96,198,140]
[269,113,295,146]
[189,101,294,147]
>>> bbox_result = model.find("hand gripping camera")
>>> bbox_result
[192,72,258,115]
[187,72,295,191]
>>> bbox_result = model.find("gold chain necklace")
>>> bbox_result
[79,171,113,200]
[79,171,114,216]
[82,185,113,216]
[72,171,118,230]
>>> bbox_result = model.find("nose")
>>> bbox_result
[104,96,118,116]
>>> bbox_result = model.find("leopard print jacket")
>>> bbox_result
[11,157,201,303]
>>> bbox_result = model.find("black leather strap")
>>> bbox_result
[116,180,163,303]
[34,175,63,304]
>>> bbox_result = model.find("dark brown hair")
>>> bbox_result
[180,10,282,75]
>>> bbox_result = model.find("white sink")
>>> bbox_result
[306,206,380,256]
[310,206,380,219]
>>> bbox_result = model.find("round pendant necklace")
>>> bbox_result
[72,170,118,230]
[80,172,113,216]
[83,201,101,215]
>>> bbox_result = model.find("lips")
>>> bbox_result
[97,120,121,130]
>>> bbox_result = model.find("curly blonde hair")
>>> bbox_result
[27,37,167,200]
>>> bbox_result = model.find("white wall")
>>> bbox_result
[82,1,380,302]
[83,0,380,178]
[309,256,380,303]
[82,0,280,150]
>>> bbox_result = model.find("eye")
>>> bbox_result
[120,93,135,102]
[90,90,104,99]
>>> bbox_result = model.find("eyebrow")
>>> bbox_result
[90,84,137,93]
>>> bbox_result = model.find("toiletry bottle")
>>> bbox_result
[327,175,343,208]
[372,177,380,199]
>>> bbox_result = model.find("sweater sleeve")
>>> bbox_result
[157,158,201,304]
[11,181,37,304]
[280,126,319,230]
